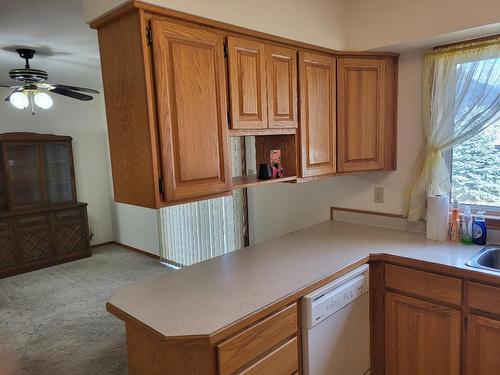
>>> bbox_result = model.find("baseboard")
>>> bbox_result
[110,241,160,260]
[90,241,115,249]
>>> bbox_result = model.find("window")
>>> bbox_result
[450,57,500,213]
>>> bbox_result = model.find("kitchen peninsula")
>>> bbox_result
[106,217,500,374]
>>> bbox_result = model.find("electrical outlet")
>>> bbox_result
[374,187,384,203]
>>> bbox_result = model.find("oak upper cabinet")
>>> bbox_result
[227,36,298,130]
[337,57,396,173]
[151,19,231,201]
[266,44,298,129]
[96,10,231,207]
[385,292,461,375]
[298,52,336,178]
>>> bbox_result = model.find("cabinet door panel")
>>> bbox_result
[3,142,43,208]
[266,45,297,129]
[466,314,500,375]
[228,36,267,129]
[337,58,392,172]
[299,52,336,177]
[385,292,461,375]
[151,19,231,201]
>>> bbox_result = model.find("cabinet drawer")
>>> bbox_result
[468,282,500,316]
[15,214,49,228]
[218,304,298,375]
[238,336,298,375]
[385,264,462,305]
[54,208,82,223]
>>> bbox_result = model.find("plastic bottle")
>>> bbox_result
[449,200,460,241]
[461,205,473,244]
[472,211,487,246]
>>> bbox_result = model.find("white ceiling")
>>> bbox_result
[0,0,102,94]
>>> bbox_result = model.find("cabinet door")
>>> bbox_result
[3,142,43,208]
[44,142,76,204]
[337,58,394,173]
[151,19,231,201]
[299,52,336,178]
[466,314,500,375]
[227,36,268,129]
[266,45,297,129]
[385,292,461,375]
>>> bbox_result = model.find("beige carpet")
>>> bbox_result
[0,246,170,375]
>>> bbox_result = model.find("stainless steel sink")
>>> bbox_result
[466,244,500,273]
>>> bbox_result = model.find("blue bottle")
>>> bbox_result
[472,211,487,246]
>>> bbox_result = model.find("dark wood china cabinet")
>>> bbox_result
[0,133,90,278]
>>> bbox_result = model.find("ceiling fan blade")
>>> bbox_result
[0,82,22,88]
[50,84,99,94]
[50,87,93,101]
[4,88,21,101]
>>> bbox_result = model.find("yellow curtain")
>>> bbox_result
[406,38,500,221]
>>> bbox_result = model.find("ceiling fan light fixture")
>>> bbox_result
[34,92,53,109]
[9,92,29,109]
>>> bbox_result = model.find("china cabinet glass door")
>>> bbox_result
[3,142,43,207]
[44,143,74,203]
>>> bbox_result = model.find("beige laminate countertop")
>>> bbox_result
[108,219,498,338]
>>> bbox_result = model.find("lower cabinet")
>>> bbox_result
[380,263,500,375]
[0,203,90,278]
[217,303,298,375]
[385,292,461,375]
[466,314,500,375]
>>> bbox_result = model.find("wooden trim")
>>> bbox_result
[89,0,399,58]
[331,206,405,219]
[0,132,72,143]
[90,241,115,249]
[111,241,160,260]
[433,34,500,50]
[228,128,296,136]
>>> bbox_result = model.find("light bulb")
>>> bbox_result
[10,92,29,109]
[34,92,53,109]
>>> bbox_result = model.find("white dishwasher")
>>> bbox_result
[301,264,370,375]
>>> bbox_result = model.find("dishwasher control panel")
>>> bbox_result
[301,264,369,329]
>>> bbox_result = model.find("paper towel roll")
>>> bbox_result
[426,195,450,241]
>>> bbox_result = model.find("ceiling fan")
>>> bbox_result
[0,48,99,114]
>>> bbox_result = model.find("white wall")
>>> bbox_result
[82,0,349,50]
[346,0,500,50]
[0,95,113,245]
[110,203,160,255]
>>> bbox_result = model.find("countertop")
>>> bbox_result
[107,219,498,338]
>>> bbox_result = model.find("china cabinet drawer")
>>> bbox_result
[15,214,49,228]
[54,208,82,223]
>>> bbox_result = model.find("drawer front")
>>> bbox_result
[468,282,500,316]
[218,304,298,375]
[54,208,82,223]
[16,214,49,229]
[238,337,298,375]
[385,264,462,306]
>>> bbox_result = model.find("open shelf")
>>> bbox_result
[232,175,297,189]
[228,128,296,137]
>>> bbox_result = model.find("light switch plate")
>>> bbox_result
[374,187,384,203]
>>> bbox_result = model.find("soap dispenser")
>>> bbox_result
[472,211,487,246]
[461,205,473,244]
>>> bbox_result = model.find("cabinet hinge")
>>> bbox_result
[146,28,153,46]
[158,178,164,195]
